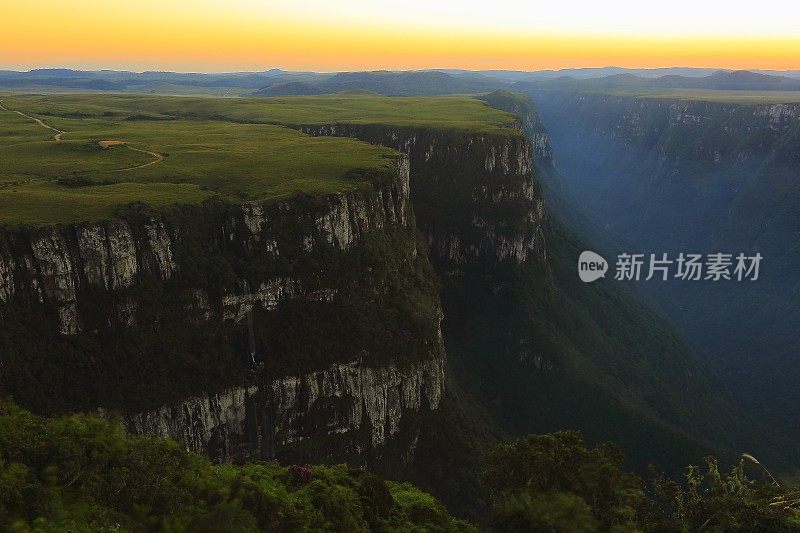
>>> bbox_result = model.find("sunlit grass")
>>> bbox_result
[3,93,519,134]
[0,93,517,226]
[0,180,216,226]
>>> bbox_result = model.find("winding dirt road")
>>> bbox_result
[0,99,65,141]
[114,145,165,172]
[0,100,164,170]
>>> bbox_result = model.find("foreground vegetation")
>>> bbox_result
[483,431,800,532]
[1,401,797,532]
[0,401,472,532]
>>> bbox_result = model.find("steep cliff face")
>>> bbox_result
[0,156,448,464]
[0,218,175,335]
[296,123,547,278]
[477,90,555,170]
[293,119,559,411]
[128,357,444,464]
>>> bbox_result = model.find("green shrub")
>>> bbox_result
[483,431,800,532]
[0,401,472,532]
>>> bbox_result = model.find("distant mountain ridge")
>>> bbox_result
[0,68,328,94]
[651,70,800,90]
[252,70,507,97]
[3,67,800,96]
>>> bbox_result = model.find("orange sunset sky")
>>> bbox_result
[2,0,800,72]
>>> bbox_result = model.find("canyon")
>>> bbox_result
[527,88,800,466]
[0,93,748,517]
[0,101,547,472]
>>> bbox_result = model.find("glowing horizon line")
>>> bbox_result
[2,63,800,75]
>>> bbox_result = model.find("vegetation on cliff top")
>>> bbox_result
[0,401,473,532]
[0,93,518,226]
[4,93,519,134]
[0,95,518,225]
[0,97,399,226]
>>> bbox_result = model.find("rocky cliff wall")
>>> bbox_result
[294,115,558,394]
[0,159,411,326]
[0,155,448,464]
[529,91,800,249]
[476,91,555,170]
[128,356,444,464]
[295,124,547,276]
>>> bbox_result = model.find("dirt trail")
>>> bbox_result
[97,140,164,171]
[0,101,165,171]
[114,145,165,172]
[0,100,65,141]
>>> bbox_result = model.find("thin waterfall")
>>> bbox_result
[237,277,273,458]
[242,279,257,365]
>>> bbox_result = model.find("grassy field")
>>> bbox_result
[601,88,800,103]
[0,93,516,226]
[3,93,519,134]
